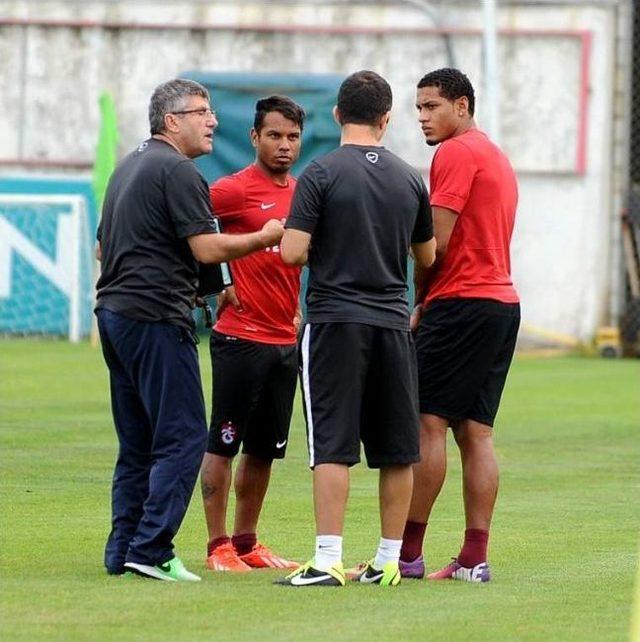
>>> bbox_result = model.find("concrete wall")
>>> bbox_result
[0,0,631,343]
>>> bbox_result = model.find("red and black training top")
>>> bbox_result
[210,164,301,345]
[426,128,519,305]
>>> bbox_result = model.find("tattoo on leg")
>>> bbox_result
[201,483,219,500]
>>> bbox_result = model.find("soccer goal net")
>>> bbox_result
[0,194,94,342]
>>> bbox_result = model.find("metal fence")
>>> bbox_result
[621,3,640,356]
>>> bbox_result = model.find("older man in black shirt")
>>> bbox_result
[96,78,283,582]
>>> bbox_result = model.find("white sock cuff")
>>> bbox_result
[314,535,343,570]
[317,535,343,549]
[374,537,402,569]
[379,537,402,552]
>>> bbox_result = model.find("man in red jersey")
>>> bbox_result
[200,96,305,572]
[398,69,520,583]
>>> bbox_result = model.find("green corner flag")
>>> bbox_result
[91,92,118,347]
[92,92,119,213]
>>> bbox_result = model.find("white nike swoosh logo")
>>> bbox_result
[276,440,287,449]
[359,571,384,584]
[261,202,276,210]
[291,572,334,586]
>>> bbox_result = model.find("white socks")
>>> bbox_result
[314,535,343,570]
[313,535,401,570]
[373,537,402,570]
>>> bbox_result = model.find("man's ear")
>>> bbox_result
[455,96,469,117]
[332,105,342,126]
[250,128,258,148]
[163,112,180,134]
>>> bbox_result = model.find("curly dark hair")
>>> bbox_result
[417,68,475,117]
[337,70,392,126]
[254,95,305,132]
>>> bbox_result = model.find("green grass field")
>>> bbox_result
[1,339,639,641]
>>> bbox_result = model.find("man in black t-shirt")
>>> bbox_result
[276,70,436,587]
[95,78,284,582]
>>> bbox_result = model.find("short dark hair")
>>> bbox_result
[417,68,475,117]
[336,70,392,126]
[148,78,210,135]
[254,95,305,132]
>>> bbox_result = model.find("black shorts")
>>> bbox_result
[415,298,520,427]
[207,331,297,460]
[299,323,420,469]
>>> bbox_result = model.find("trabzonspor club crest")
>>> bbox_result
[221,421,237,445]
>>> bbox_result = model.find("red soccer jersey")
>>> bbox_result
[425,128,519,304]
[211,164,301,345]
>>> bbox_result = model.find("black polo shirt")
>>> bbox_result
[96,138,216,329]
[286,144,433,330]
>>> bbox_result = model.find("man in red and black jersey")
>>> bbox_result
[399,68,520,583]
[200,96,305,573]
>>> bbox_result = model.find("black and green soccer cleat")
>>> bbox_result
[274,560,345,587]
[349,559,401,586]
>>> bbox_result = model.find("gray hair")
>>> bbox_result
[148,78,210,135]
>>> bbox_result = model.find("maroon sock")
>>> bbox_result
[400,520,427,562]
[207,536,230,557]
[457,528,489,567]
[232,533,257,556]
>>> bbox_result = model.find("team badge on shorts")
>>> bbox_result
[220,421,237,445]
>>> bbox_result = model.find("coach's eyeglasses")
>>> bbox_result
[171,108,217,118]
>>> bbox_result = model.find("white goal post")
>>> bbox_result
[0,193,91,342]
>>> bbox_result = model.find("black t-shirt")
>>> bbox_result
[96,138,216,329]
[286,144,433,330]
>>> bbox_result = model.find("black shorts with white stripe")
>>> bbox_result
[299,322,420,469]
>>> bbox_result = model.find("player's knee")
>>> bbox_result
[419,413,449,433]
[454,421,493,452]
[419,421,448,449]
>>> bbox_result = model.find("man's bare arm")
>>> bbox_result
[414,206,458,297]
[188,219,284,264]
[280,229,311,266]
[411,237,437,270]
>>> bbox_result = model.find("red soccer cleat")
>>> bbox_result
[239,543,298,569]
[206,542,252,572]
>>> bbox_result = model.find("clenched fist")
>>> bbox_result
[260,219,285,247]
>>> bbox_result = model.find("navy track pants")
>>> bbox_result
[96,309,207,572]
